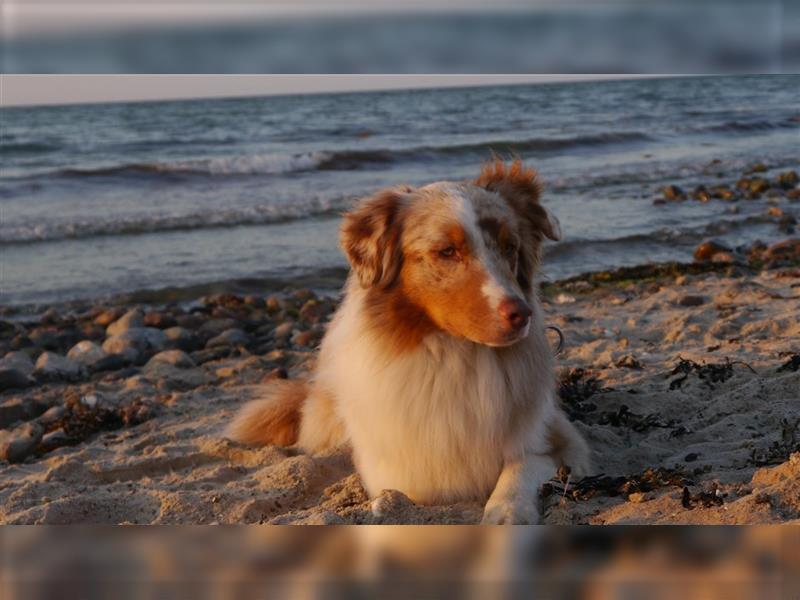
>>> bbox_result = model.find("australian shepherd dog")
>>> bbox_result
[227,160,590,523]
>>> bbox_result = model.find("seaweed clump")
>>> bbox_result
[542,466,691,501]
[669,356,756,390]
[558,368,610,421]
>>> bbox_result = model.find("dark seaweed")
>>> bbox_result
[669,356,757,390]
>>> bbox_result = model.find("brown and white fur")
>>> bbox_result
[227,160,590,523]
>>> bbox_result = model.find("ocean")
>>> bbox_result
[2,75,798,308]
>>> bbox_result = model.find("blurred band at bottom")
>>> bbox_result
[1,526,797,599]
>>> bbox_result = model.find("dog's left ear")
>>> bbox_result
[340,188,407,289]
[475,159,561,241]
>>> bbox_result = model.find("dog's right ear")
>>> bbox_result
[340,188,407,289]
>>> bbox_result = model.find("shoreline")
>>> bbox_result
[1,245,799,524]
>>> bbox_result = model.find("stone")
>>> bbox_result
[39,429,70,453]
[106,308,144,337]
[693,239,732,262]
[678,295,706,307]
[777,170,798,189]
[102,327,167,364]
[265,295,283,312]
[291,330,317,347]
[143,312,177,329]
[146,350,195,369]
[34,352,82,380]
[0,351,35,376]
[749,178,770,195]
[198,318,239,337]
[37,405,66,426]
[0,422,43,463]
[91,353,131,372]
[272,322,294,340]
[163,326,201,352]
[206,328,249,348]
[66,340,108,368]
[94,307,125,326]
[662,185,686,201]
[628,492,652,503]
[0,368,35,391]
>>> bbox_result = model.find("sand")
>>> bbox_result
[1,265,798,525]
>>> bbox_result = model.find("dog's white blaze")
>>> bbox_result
[445,183,516,311]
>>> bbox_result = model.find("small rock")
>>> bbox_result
[146,350,195,369]
[198,318,239,338]
[693,239,732,262]
[749,178,770,195]
[265,296,283,312]
[615,355,643,369]
[272,322,294,340]
[628,492,652,503]
[106,308,144,337]
[37,405,66,426]
[39,429,70,453]
[206,328,249,348]
[0,368,34,391]
[684,452,699,462]
[94,307,125,327]
[91,353,131,373]
[102,327,167,364]
[662,185,686,201]
[554,294,576,305]
[678,295,706,307]
[66,340,108,368]
[143,312,177,329]
[0,422,43,463]
[40,307,61,325]
[777,170,799,189]
[163,326,202,352]
[0,351,35,377]
[291,330,317,347]
[34,352,82,380]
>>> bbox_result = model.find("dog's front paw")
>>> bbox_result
[481,498,540,525]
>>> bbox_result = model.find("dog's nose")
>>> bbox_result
[498,297,532,330]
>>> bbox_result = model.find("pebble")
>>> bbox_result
[143,312,177,329]
[93,307,125,327]
[146,349,195,369]
[777,170,798,189]
[265,295,283,313]
[206,328,249,348]
[0,351,34,376]
[39,429,70,453]
[0,397,46,428]
[0,362,35,391]
[662,185,685,201]
[198,318,239,338]
[66,340,108,369]
[272,322,294,340]
[34,352,83,380]
[37,404,66,426]
[102,327,167,364]
[91,353,131,373]
[693,239,732,262]
[678,295,706,307]
[628,492,652,503]
[0,422,43,463]
[554,293,577,305]
[106,308,145,337]
[163,326,202,352]
[291,330,317,347]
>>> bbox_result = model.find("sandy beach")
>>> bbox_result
[1,233,798,525]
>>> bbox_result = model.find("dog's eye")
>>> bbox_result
[438,245,458,259]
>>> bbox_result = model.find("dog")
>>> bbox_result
[227,159,590,523]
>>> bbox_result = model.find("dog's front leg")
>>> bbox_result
[481,453,556,525]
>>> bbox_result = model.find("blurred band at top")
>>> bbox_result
[1,0,797,73]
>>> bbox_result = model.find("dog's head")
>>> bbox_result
[341,160,560,350]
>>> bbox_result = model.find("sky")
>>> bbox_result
[1,75,657,108]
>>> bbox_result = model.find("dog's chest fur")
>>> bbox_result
[315,284,554,504]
